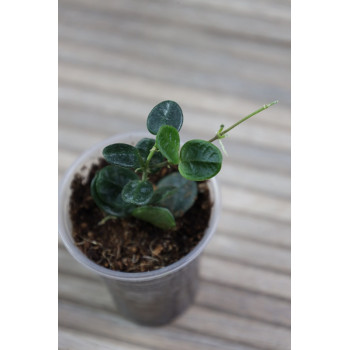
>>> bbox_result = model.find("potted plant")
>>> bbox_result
[58,100,277,326]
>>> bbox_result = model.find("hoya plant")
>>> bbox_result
[91,100,277,229]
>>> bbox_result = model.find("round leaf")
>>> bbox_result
[150,186,177,205]
[103,143,141,168]
[156,125,180,164]
[157,172,197,217]
[91,166,138,217]
[132,206,176,230]
[179,140,222,181]
[122,180,154,206]
[147,100,183,135]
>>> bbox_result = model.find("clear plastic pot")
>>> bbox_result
[58,132,221,326]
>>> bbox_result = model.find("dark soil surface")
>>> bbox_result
[69,159,212,272]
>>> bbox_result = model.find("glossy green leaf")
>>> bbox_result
[147,100,183,135]
[179,140,222,181]
[132,206,176,230]
[103,143,141,168]
[122,180,154,206]
[155,125,180,164]
[91,166,138,217]
[157,172,198,217]
[135,138,164,169]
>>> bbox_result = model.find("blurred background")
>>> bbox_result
[58,0,290,349]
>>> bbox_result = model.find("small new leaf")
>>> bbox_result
[156,125,180,164]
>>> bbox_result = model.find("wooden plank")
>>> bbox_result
[59,327,154,350]
[164,0,290,22]
[218,210,291,248]
[58,27,290,95]
[59,0,290,44]
[205,234,290,274]
[58,268,290,327]
[197,280,290,327]
[59,273,113,310]
[59,301,260,350]
[58,5,290,67]
[57,49,289,114]
[220,184,290,223]
[176,306,290,350]
[201,256,290,299]
[220,163,290,199]
[59,247,96,280]
[58,62,290,130]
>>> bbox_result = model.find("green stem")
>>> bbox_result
[208,100,278,142]
[142,146,158,181]
[152,160,169,169]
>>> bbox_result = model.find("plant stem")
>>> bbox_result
[208,100,278,142]
[142,146,158,181]
[152,160,169,169]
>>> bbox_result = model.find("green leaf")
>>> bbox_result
[122,180,154,206]
[91,166,138,217]
[157,172,198,217]
[156,125,180,164]
[179,140,222,181]
[135,138,164,169]
[132,206,176,230]
[103,143,141,168]
[147,100,183,135]
[150,186,177,204]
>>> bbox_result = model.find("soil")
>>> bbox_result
[69,159,212,272]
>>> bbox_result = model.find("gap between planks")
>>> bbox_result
[58,12,290,70]
[58,267,290,327]
[58,299,290,350]
[58,29,290,93]
[58,62,290,129]
[59,0,290,45]
[58,48,290,110]
[59,326,155,350]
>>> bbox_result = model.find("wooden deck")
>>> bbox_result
[58,0,291,349]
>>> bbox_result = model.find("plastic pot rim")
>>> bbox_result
[58,132,221,282]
